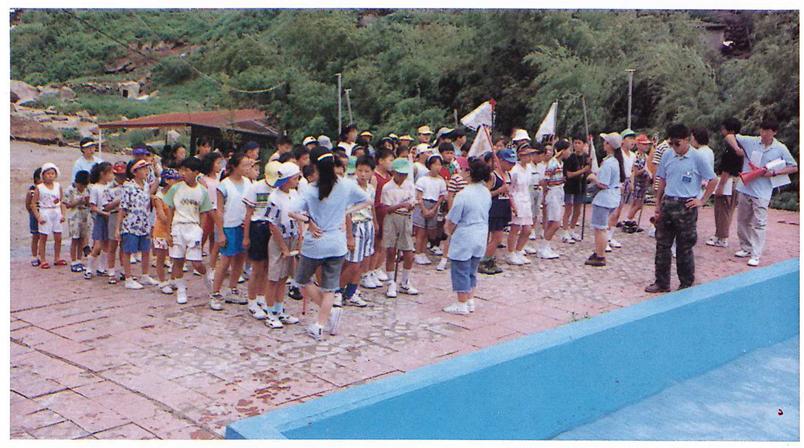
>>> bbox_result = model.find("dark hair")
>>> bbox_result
[292,146,310,161]
[311,146,337,200]
[721,117,742,134]
[691,127,709,145]
[277,136,293,147]
[276,152,292,163]
[302,164,316,180]
[554,139,571,151]
[125,159,136,179]
[340,123,358,141]
[438,142,455,154]
[228,152,249,172]
[469,159,491,183]
[197,136,212,148]
[33,167,42,182]
[613,147,626,183]
[181,156,203,173]
[79,137,95,148]
[90,162,112,184]
[356,155,376,170]
[375,148,394,162]
[666,124,690,140]
[352,146,367,158]
[572,134,586,143]
[74,170,90,185]
[760,117,779,131]
[395,146,409,158]
[425,154,443,169]
[201,151,223,175]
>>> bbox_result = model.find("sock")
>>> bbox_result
[344,283,358,300]
[175,278,186,290]
[108,268,116,277]
[385,271,394,281]
[607,229,614,241]
[401,269,411,285]
[272,302,283,314]
[289,279,300,288]
[256,295,266,306]
[86,255,95,271]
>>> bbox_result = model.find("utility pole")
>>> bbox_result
[344,88,353,124]
[336,73,342,133]
[453,109,458,127]
[626,68,636,129]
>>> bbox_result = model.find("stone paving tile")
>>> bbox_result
[9,206,799,439]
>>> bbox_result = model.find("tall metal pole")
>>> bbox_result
[453,109,459,127]
[336,73,342,133]
[626,68,635,129]
[580,95,591,241]
[344,88,353,124]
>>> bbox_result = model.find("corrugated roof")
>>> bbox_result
[99,109,279,137]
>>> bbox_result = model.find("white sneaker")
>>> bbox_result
[139,275,158,286]
[430,246,443,256]
[648,226,656,238]
[265,314,284,329]
[159,282,173,294]
[529,231,537,241]
[506,252,525,265]
[386,281,398,298]
[192,268,201,276]
[414,253,432,265]
[735,249,751,258]
[182,265,189,273]
[714,239,729,248]
[306,323,323,341]
[705,236,718,246]
[400,281,419,295]
[375,269,389,282]
[346,292,368,307]
[605,244,613,253]
[248,302,267,320]
[517,251,532,264]
[436,258,448,271]
[609,238,622,249]
[467,298,476,313]
[571,232,582,241]
[176,287,187,304]
[443,302,470,315]
[277,311,300,324]
[225,288,248,304]
[326,307,343,335]
[333,291,343,307]
[257,297,268,313]
[539,246,559,260]
[524,244,538,255]
[561,233,575,244]
[130,254,139,264]
[209,294,224,311]
[238,274,247,284]
[360,274,378,289]
[747,257,760,267]
[125,279,144,290]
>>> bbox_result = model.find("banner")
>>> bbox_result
[460,99,495,131]
[534,101,557,143]
[467,125,493,158]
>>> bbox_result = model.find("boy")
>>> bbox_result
[413,154,447,265]
[263,162,303,328]
[32,163,67,268]
[104,162,127,284]
[368,149,394,286]
[341,156,376,302]
[164,157,214,304]
[561,135,591,243]
[268,136,293,162]
[64,170,91,272]
[27,167,42,266]
[116,160,158,289]
[382,158,419,298]
[153,169,181,294]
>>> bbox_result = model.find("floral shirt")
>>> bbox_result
[64,184,90,222]
[119,181,152,236]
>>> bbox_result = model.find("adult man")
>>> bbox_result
[723,117,798,267]
[706,118,744,248]
[561,135,590,243]
[608,128,636,247]
[417,125,433,145]
[72,138,103,182]
[338,124,358,156]
[645,124,716,293]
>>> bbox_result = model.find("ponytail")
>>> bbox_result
[90,161,112,184]
[311,146,338,200]
[613,147,626,183]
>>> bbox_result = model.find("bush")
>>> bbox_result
[60,127,81,141]
[152,56,194,86]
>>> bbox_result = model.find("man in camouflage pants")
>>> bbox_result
[646,124,717,293]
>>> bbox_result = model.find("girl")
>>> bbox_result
[84,162,113,279]
[585,133,624,267]
[443,160,493,315]
[116,159,158,289]
[200,151,223,277]
[153,169,181,294]
[27,168,42,266]
[479,149,514,274]
[413,154,447,266]
[291,147,372,341]
[506,145,534,265]
[102,162,127,284]
[32,163,67,268]
[210,153,252,311]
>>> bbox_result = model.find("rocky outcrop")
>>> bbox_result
[11,114,64,145]
[10,80,39,105]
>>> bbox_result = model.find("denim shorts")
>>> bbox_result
[29,212,39,234]
[92,214,109,242]
[121,233,151,253]
[294,254,345,292]
[450,256,481,293]
[590,204,615,230]
[219,226,244,257]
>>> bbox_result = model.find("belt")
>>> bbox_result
[664,196,695,202]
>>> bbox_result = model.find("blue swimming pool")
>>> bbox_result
[227,258,800,440]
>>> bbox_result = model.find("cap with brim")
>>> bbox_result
[399,135,413,142]
[359,131,373,138]
[302,136,318,146]
[41,162,60,178]
[274,162,301,187]
[80,139,98,148]
[417,125,433,135]
[346,156,357,175]
[600,132,623,150]
[391,158,411,174]
[112,162,127,175]
[621,128,636,138]
[132,159,149,172]
[427,154,443,165]
[264,161,283,187]
[435,127,454,140]
[517,144,533,154]
[388,133,399,141]
[318,135,333,150]
[414,143,431,154]
[497,148,517,164]
[132,147,150,156]
[635,134,651,144]
[160,168,181,181]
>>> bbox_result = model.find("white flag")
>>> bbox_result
[468,125,493,158]
[461,100,495,131]
[589,138,600,174]
[534,101,558,143]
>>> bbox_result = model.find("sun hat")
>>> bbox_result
[359,131,373,138]
[621,128,636,139]
[635,134,651,145]
[131,159,149,172]
[41,162,60,177]
[600,132,623,149]
[497,148,517,164]
[317,135,333,150]
[417,125,433,135]
[388,133,399,141]
[79,137,98,149]
[435,127,454,141]
[112,161,127,175]
[399,135,414,142]
[512,129,531,142]
[391,158,411,174]
[302,136,318,146]
[263,160,283,187]
[274,162,301,188]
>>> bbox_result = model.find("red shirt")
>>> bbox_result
[374,170,391,206]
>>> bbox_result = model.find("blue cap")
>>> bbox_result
[497,148,517,164]
[160,168,181,181]
[132,146,150,156]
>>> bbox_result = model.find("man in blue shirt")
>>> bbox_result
[71,138,103,184]
[646,124,716,293]
[723,117,798,267]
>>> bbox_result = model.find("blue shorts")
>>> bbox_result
[450,256,481,293]
[219,226,245,257]
[92,215,109,242]
[590,204,615,230]
[121,233,151,254]
[29,212,39,234]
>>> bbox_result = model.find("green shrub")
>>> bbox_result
[60,127,81,141]
[152,56,194,86]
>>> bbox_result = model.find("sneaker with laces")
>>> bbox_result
[265,314,284,329]
[182,265,188,272]
[238,274,247,283]
[360,274,379,289]
[83,270,93,280]
[609,238,622,249]
[561,233,576,244]
[326,307,343,335]
[517,251,532,264]
[159,282,173,294]
[375,269,389,282]
[747,257,760,267]
[506,252,525,265]
[414,253,432,265]
[430,246,443,256]
[125,279,144,289]
[139,275,158,286]
[209,294,224,311]
[192,269,202,276]
[108,275,118,285]
[714,239,729,248]
[605,244,613,252]
[538,247,560,260]
[467,298,476,313]
[443,302,470,315]
[346,293,368,307]
[225,288,248,304]
[333,291,343,307]
[734,249,750,258]
[306,323,324,341]
[248,301,267,320]
[386,281,398,298]
[278,311,300,324]
[436,258,448,271]
[176,287,188,304]
[400,281,419,295]
[524,245,538,255]
[705,236,718,246]
[571,232,582,241]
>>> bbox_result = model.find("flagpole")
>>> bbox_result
[344,88,353,124]
[336,73,342,132]
[580,95,591,241]
[626,68,635,129]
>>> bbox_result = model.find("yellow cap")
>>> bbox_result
[417,125,433,135]
[399,134,414,142]
[359,131,373,138]
[388,133,399,140]
[263,160,283,187]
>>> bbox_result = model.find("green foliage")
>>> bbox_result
[60,127,81,141]
[151,56,194,86]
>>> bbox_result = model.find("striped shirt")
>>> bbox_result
[447,173,467,194]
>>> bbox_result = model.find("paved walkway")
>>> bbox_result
[10,206,800,439]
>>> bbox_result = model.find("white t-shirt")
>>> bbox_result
[37,182,62,209]
[510,163,531,201]
[217,177,252,227]
[530,162,546,187]
[381,178,416,214]
[89,183,108,211]
[242,180,273,222]
[413,162,428,183]
[163,181,213,226]
[265,188,299,239]
[338,142,357,157]
[622,150,637,179]
[415,175,447,202]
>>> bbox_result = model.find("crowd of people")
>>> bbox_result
[25,116,797,340]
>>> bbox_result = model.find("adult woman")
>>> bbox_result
[291,147,372,341]
[585,133,624,267]
[443,160,492,315]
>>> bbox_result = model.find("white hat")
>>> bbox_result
[41,162,60,178]
[599,132,623,149]
[414,143,432,155]
[302,136,318,146]
[318,135,333,150]
[275,162,301,187]
[512,129,531,142]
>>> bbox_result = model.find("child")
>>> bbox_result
[242,161,282,318]
[164,157,214,304]
[382,158,419,298]
[621,134,652,232]
[210,153,252,311]
[412,144,431,183]
[103,162,128,284]
[200,151,224,275]
[479,149,514,274]
[152,168,181,294]
[341,155,376,303]
[413,154,447,266]
[540,141,567,260]
[32,163,67,268]
[506,145,534,265]
[116,159,158,289]
[263,162,303,328]
[369,149,394,286]
[585,133,624,267]
[438,156,470,272]
[84,162,113,279]
[64,170,91,272]
[27,168,42,266]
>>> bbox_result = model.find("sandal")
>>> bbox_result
[40,262,51,269]
[31,259,41,267]
[54,259,68,266]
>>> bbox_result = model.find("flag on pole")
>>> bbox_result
[589,138,600,174]
[467,125,493,158]
[534,101,558,143]
[460,99,495,131]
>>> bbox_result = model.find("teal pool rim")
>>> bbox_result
[226,258,800,439]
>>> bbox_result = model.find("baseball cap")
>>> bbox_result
[621,128,636,138]
[498,148,517,164]
[399,135,414,142]
[79,137,98,149]
[512,129,531,142]
[435,127,454,141]
[274,162,301,187]
[391,158,411,174]
[131,159,149,172]
[264,160,283,187]
[388,133,399,141]
[417,125,433,135]
[414,143,432,155]
[635,134,651,144]
[302,136,318,146]
[160,168,181,181]
[112,161,127,175]
[599,132,623,149]
[359,131,373,138]
[132,145,150,156]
